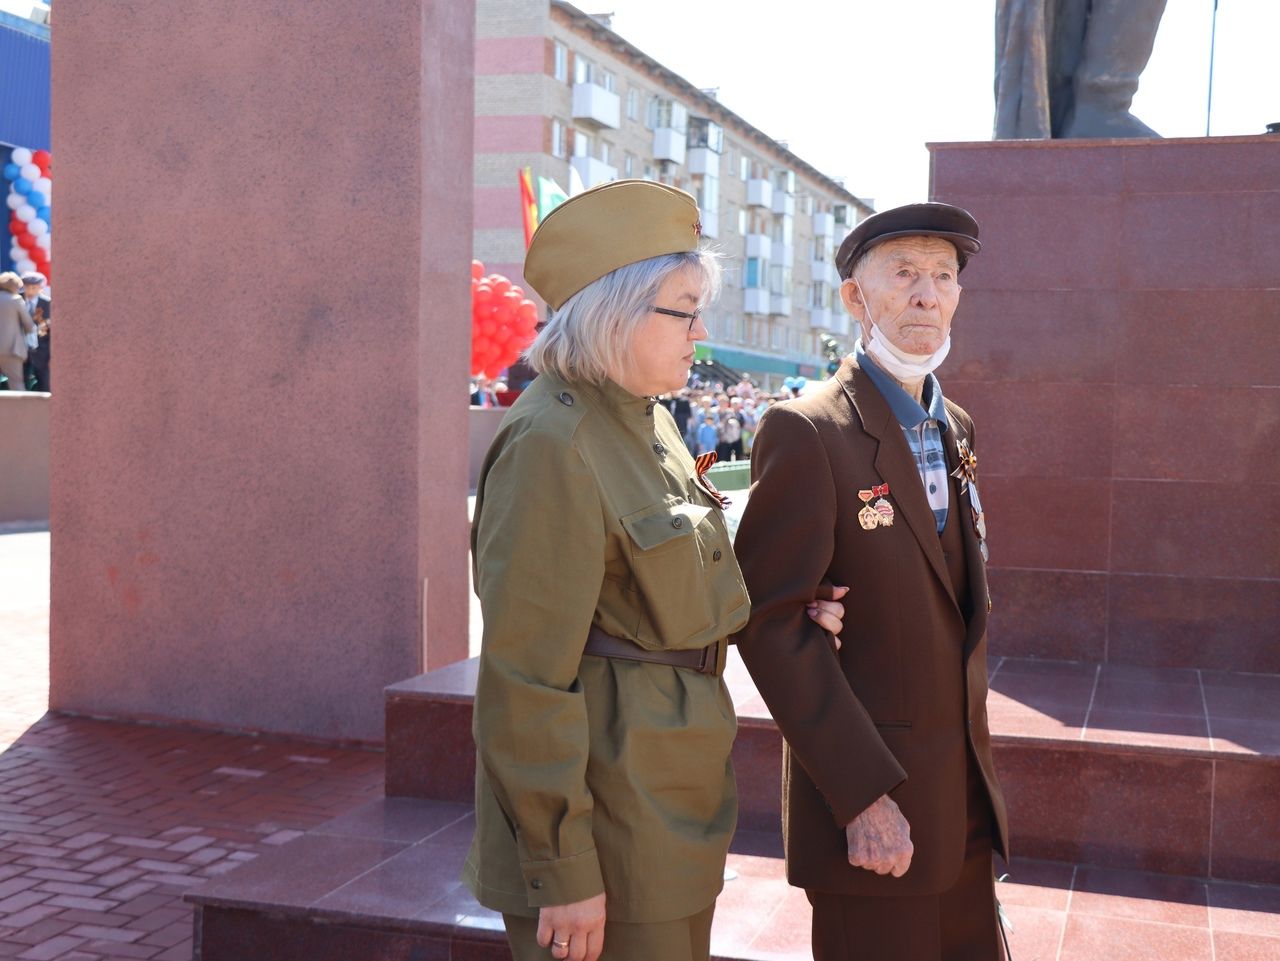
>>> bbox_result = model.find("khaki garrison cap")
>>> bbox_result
[525,179,703,311]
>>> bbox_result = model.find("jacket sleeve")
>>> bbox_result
[472,427,607,908]
[17,301,34,334]
[732,404,907,827]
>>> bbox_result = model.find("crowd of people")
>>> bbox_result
[658,375,806,461]
[0,270,51,392]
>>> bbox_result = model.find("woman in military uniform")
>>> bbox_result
[464,180,845,961]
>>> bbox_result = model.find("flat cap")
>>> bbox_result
[836,202,981,279]
[525,179,702,311]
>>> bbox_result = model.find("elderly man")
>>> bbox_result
[21,272,51,392]
[733,203,1009,960]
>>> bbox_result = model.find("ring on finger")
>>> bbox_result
[552,938,569,949]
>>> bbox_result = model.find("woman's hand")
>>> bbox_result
[807,584,850,651]
[538,893,606,961]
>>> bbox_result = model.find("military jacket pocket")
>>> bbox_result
[620,500,717,647]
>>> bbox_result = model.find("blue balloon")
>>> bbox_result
[27,192,45,208]
[2,163,19,181]
[36,207,50,222]
[13,177,32,194]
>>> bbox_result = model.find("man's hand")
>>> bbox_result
[846,794,913,877]
[537,893,606,961]
[807,584,850,651]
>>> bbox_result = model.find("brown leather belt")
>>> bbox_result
[584,625,724,677]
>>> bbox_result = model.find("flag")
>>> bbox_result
[568,163,586,197]
[536,176,568,221]
[518,167,538,248]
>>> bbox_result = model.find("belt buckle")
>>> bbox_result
[698,639,724,676]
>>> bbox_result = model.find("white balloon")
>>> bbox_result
[16,204,35,222]
[36,233,51,251]
[29,218,48,236]
[9,247,23,264]
[17,258,36,274]
[5,192,22,210]
[20,163,40,181]
[34,177,51,194]
[10,147,32,166]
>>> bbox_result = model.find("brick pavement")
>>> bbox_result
[0,531,387,960]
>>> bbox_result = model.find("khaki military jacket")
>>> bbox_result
[463,372,750,924]
[733,357,1009,898]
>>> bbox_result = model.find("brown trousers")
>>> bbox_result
[503,902,715,961]
[0,354,26,391]
[808,761,1005,961]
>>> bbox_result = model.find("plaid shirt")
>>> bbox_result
[856,345,951,533]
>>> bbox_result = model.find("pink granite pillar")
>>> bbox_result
[49,1,474,741]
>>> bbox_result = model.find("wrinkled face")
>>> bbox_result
[614,265,707,397]
[839,236,962,355]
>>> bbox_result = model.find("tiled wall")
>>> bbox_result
[930,137,1280,673]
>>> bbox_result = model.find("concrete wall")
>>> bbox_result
[49,0,475,742]
[0,393,49,524]
[931,136,1280,674]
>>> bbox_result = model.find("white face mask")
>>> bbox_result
[857,287,950,380]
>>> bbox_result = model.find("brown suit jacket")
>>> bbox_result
[733,356,1009,898]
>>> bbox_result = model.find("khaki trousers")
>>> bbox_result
[808,762,1005,961]
[0,354,25,391]
[503,902,715,961]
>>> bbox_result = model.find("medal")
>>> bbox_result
[857,483,893,529]
[951,438,978,494]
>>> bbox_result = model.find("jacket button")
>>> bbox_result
[713,549,722,561]
[557,392,574,406]
[672,516,684,529]
[653,442,666,456]
[530,878,543,890]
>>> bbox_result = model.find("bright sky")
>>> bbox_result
[600,0,1278,209]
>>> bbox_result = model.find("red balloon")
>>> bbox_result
[490,277,512,297]
[32,149,51,169]
[480,320,496,337]
[509,285,525,300]
[17,232,37,250]
[493,326,513,344]
[471,259,484,280]
[518,301,538,321]
[473,283,494,306]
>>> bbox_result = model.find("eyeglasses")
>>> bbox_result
[652,305,703,332]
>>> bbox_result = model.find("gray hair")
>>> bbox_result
[526,248,721,386]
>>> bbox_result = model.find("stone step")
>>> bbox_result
[187,796,1280,961]
[384,652,1280,884]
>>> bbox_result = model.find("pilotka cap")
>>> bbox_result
[836,202,981,279]
[525,179,703,311]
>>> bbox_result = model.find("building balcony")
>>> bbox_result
[770,294,792,317]
[687,147,718,175]
[744,233,772,259]
[772,191,795,217]
[774,242,794,265]
[652,127,686,165]
[743,288,770,315]
[572,82,621,129]
[813,211,834,237]
[809,307,831,330]
[698,211,719,239]
[827,311,851,337]
[746,178,773,209]
[570,155,618,190]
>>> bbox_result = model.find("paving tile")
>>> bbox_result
[995,858,1074,911]
[999,904,1066,961]
[15,935,89,960]
[1057,914,1212,961]
[312,797,471,844]
[1069,865,1208,927]
[1082,710,1212,754]
[1213,931,1280,961]
[1208,881,1280,937]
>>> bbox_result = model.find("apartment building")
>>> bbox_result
[475,0,873,388]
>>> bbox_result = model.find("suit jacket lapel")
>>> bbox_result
[942,417,990,657]
[839,361,957,608]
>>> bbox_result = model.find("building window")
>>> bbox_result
[644,164,656,181]
[574,130,591,158]
[551,119,566,158]
[625,152,635,177]
[774,169,796,194]
[738,207,747,234]
[746,258,770,289]
[834,204,850,227]
[688,117,723,153]
[574,55,590,85]
[771,323,784,350]
[740,155,750,180]
[810,281,830,309]
[647,97,688,133]
[696,173,719,214]
[554,42,568,82]
[599,142,610,165]
[627,88,638,120]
